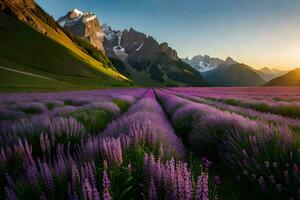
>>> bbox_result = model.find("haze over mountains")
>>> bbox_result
[265,68,300,86]
[0,1,297,90]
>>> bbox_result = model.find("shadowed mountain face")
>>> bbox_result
[265,68,300,86]
[202,62,266,86]
[101,24,207,86]
[0,1,130,91]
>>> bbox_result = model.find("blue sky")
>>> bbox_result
[37,0,300,69]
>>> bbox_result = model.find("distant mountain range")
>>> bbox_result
[255,67,288,82]
[265,68,300,86]
[183,54,289,86]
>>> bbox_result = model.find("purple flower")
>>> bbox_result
[214,176,221,186]
[202,157,211,171]
[258,176,266,190]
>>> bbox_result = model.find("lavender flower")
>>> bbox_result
[195,174,209,200]
[148,179,158,200]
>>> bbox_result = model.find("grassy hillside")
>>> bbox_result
[0,10,131,92]
[265,68,300,86]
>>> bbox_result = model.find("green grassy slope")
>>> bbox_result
[0,11,132,92]
[0,68,74,92]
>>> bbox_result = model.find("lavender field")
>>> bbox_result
[0,87,300,200]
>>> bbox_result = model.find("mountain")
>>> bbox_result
[57,9,105,52]
[182,55,224,72]
[101,24,207,86]
[256,67,288,82]
[183,54,265,86]
[265,68,300,86]
[202,59,265,86]
[0,0,130,91]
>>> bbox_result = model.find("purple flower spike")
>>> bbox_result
[195,173,209,200]
[148,178,158,200]
[202,157,211,171]
[102,169,111,200]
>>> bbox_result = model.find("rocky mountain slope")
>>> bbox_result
[100,23,207,86]
[265,68,300,86]
[0,1,130,91]
[58,9,105,52]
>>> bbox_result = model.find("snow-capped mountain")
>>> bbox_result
[58,9,105,52]
[182,55,225,72]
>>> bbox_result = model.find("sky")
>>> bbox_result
[36,0,300,70]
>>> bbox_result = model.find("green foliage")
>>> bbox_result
[63,29,113,68]
[66,109,112,134]
[109,57,130,76]
[33,4,61,32]
[18,107,43,115]
[45,102,60,110]
[149,65,164,83]
[112,99,131,113]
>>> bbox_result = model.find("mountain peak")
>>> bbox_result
[58,9,105,52]
[225,56,235,63]
[183,54,225,72]
[73,8,83,15]
[223,57,238,67]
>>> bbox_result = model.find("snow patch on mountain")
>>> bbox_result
[183,55,225,72]
[73,8,83,16]
[136,43,144,51]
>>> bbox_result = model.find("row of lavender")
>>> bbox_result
[0,88,219,199]
[0,88,145,121]
[168,91,300,134]
[0,88,146,135]
[155,89,300,200]
[169,87,300,102]
[167,87,300,119]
